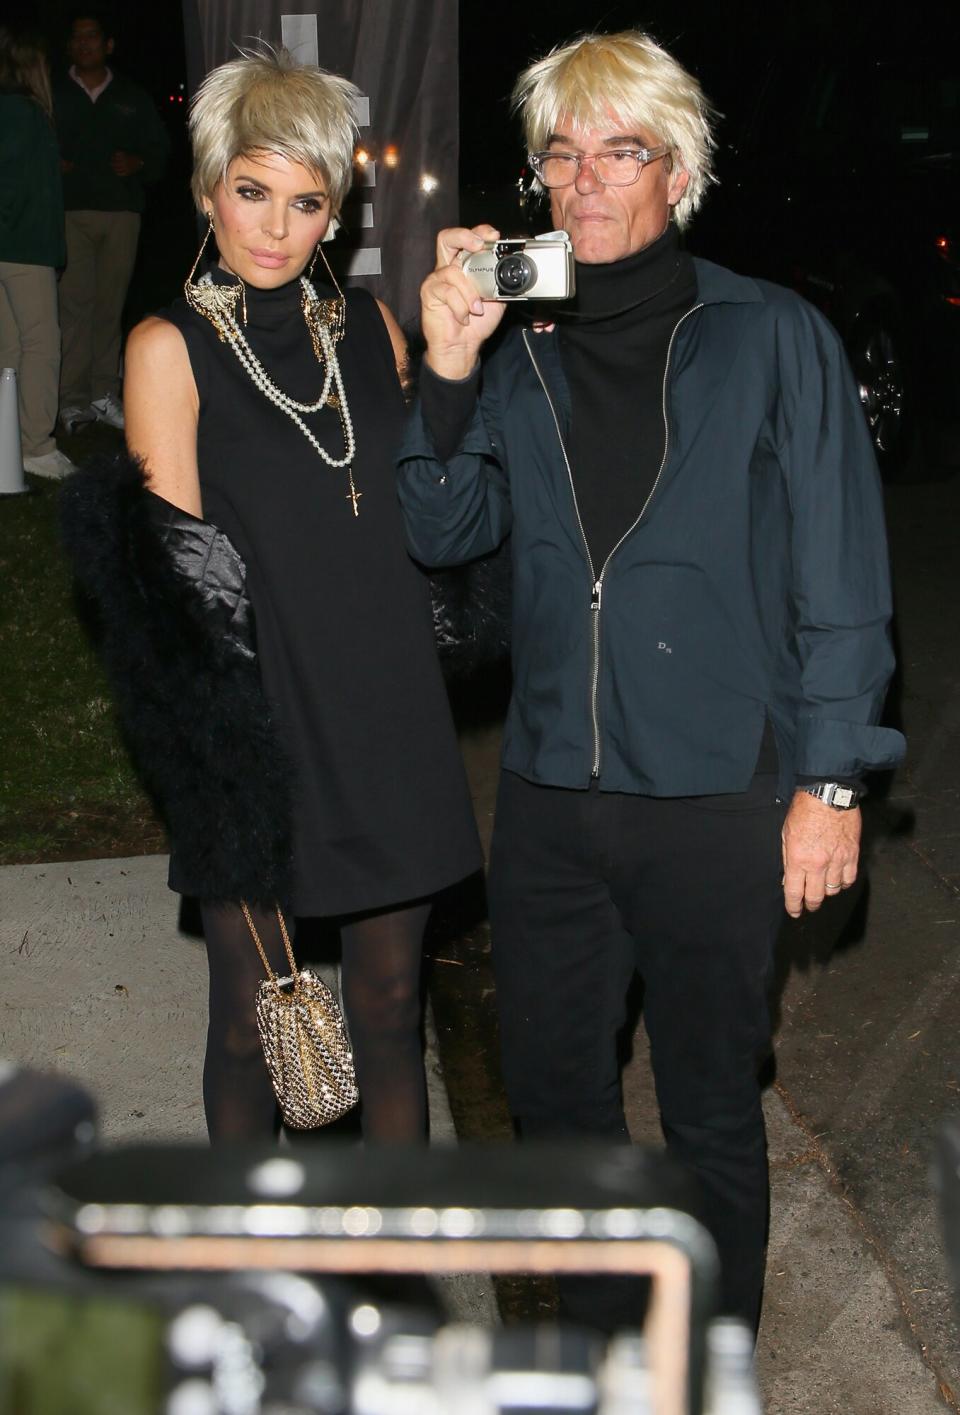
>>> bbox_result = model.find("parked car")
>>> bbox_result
[688,49,960,473]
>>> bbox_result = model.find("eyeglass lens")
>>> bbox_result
[535,152,646,187]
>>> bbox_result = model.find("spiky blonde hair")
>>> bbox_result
[512,30,717,229]
[189,46,360,214]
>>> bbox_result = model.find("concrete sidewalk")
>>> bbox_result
[467,717,960,1413]
[0,851,497,1326]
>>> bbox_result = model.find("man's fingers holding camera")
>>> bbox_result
[423,225,508,378]
[423,264,483,322]
[435,225,499,270]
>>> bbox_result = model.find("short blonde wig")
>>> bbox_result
[513,30,717,229]
[189,47,360,214]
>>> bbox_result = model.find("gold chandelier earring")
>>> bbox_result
[305,243,346,347]
[186,210,213,282]
[184,210,248,330]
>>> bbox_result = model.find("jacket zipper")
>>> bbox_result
[523,303,704,777]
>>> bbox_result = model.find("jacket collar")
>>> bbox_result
[521,256,763,361]
[690,257,764,307]
[518,256,765,440]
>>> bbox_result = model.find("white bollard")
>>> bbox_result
[0,367,28,497]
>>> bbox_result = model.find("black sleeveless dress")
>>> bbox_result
[159,269,481,915]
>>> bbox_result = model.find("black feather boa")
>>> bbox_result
[60,452,293,906]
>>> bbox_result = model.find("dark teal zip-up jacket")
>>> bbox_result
[396,258,906,800]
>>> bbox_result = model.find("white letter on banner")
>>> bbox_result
[348,249,382,276]
[280,13,381,279]
[280,14,318,64]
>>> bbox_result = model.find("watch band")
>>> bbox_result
[798,781,860,810]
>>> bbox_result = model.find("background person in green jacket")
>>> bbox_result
[53,8,169,434]
[0,25,73,481]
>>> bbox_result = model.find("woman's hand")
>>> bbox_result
[421,225,508,381]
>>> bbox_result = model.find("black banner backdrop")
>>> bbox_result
[182,0,458,330]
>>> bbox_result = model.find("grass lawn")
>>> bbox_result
[0,427,164,866]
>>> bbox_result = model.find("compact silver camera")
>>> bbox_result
[461,230,575,301]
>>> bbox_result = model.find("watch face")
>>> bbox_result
[803,783,858,808]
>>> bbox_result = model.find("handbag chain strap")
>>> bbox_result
[241,900,299,987]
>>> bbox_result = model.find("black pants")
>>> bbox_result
[488,769,786,1330]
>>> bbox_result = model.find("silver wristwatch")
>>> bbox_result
[798,781,861,810]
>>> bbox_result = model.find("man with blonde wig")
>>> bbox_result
[398,30,904,1329]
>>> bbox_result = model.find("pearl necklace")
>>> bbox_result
[191,273,362,514]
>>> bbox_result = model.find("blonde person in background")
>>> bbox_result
[0,24,73,481]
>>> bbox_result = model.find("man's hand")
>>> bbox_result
[111,150,144,178]
[781,790,861,918]
[421,225,509,381]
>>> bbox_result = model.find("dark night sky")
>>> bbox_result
[18,0,190,104]
[18,2,959,154]
[458,0,959,184]
[13,0,959,202]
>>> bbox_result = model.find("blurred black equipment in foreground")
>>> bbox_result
[0,1062,97,1178]
[1,1132,762,1413]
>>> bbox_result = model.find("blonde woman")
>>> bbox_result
[64,48,480,1142]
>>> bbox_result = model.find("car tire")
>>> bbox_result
[851,318,916,478]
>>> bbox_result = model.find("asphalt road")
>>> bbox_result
[429,424,960,1410]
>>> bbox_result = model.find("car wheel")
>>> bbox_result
[852,321,914,475]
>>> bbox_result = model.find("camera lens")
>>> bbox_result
[495,253,535,295]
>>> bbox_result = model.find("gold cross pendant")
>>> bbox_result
[346,485,363,516]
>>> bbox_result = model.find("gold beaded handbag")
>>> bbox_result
[241,902,359,1129]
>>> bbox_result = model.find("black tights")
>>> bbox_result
[200,899,431,1144]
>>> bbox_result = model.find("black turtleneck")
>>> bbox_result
[557,224,696,570]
